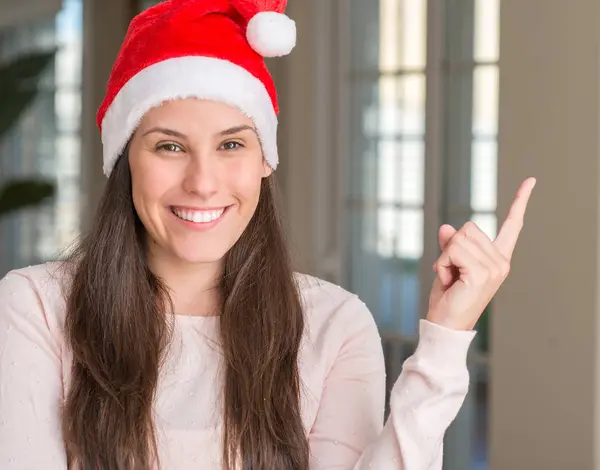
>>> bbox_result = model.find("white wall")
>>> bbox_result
[80,0,135,231]
[0,0,62,29]
[492,0,600,468]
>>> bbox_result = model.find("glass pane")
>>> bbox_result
[350,0,426,72]
[377,141,397,204]
[363,75,426,137]
[347,204,384,316]
[55,133,81,176]
[394,208,423,259]
[380,260,420,335]
[377,140,424,205]
[55,46,82,88]
[376,206,396,258]
[379,0,427,71]
[55,89,81,133]
[471,140,497,212]
[471,213,497,240]
[55,0,82,87]
[376,207,423,259]
[347,205,421,335]
[349,0,382,71]
[56,0,82,43]
[472,65,499,137]
[349,75,425,201]
[348,80,377,201]
[474,0,500,62]
[379,207,421,335]
[398,74,426,134]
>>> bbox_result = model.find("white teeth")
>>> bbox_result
[172,208,225,223]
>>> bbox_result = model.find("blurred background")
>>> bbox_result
[0,0,592,469]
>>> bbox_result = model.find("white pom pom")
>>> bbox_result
[246,12,296,58]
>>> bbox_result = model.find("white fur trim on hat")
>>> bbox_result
[100,56,278,177]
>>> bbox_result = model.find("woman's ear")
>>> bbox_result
[262,159,273,178]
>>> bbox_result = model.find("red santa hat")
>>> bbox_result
[96,0,296,177]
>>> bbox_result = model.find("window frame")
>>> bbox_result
[311,0,492,468]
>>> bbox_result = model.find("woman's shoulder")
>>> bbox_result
[0,261,70,330]
[0,261,68,295]
[294,272,359,304]
[294,272,378,338]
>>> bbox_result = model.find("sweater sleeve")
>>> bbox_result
[0,271,68,469]
[307,298,476,469]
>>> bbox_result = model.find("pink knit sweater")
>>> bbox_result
[0,263,476,469]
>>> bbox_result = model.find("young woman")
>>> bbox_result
[0,0,535,468]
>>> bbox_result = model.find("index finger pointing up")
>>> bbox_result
[494,177,536,260]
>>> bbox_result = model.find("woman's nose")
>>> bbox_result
[181,154,220,198]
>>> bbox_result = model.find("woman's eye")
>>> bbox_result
[157,142,183,153]
[221,141,243,151]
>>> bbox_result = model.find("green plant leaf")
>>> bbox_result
[0,50,56,140]
[0,89,38,139]
[0,179,55,217]
[0,49,57,90]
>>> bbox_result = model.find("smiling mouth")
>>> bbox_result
[170,207,227,223]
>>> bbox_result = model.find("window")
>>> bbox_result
[342,1,499,468]
[0,0,82,274]
[471,0,499,238]
[346,0,427,338]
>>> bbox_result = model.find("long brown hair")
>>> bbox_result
[61,151,309,469]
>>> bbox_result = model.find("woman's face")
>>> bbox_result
[128,98,271,266]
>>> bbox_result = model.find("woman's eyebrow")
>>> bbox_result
[218,125,257,137]
[142,127,187,138]
[142,125,257,138]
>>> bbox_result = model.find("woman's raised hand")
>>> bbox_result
[426,177,536,330]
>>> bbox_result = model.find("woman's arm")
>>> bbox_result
[308,178,535,468]
[0,271,68,469]
[307,297,474,469]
